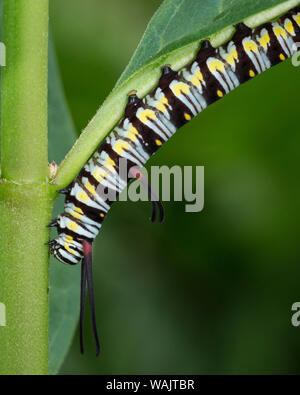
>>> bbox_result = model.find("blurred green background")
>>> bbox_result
[50,0,300,374]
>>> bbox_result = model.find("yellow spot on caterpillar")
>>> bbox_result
[172,82,190,97]
[139,109,156,123]
[114,140,130,155]
[279,53,286,61]
[93,169,101,181]
[100,213,105,218]
[85,181,96,195]
[162,96,168,104]
[191,70,204,87]
[74,207,83,214]
[65,235,73,242]
[68,222,78,231]
[93,168,107,183]
[259,33,270,49]
[285,20,295,36]
[104,157,116,172]
[65,244,76,255]
[184,113,191,121]
[249,69,255,78]
[208,59,225,73]
[78,191,88,202]
[225,49,238,66]
[71,210,82,220]
[274,26,287,39]
[294,13,300,26]
[196,70,204,82]
[155,139,162,146]
[217,90,223,98]
[244,40,258,53]
[126,125,139,141]
[155,96,169,112]
[155,101,167,112]
[190,75,201,87]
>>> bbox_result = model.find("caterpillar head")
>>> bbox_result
[48,234,83,265]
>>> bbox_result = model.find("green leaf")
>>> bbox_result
[55,0,300,188]
[48,39,80,375]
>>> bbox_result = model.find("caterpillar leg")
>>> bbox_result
[129,167,164,224]
[80,240,100,356]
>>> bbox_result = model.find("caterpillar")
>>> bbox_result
[47,6,300,356]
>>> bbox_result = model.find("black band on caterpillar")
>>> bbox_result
[47,7,300,355]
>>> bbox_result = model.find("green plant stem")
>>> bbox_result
[0,185,55,375]
[1,0,48,182]
[0,0,51,375]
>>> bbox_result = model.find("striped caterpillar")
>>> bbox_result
[47,7,300,355]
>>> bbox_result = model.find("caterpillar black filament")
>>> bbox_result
[48,7,300,355]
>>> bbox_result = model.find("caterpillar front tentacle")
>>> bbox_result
[200,39,214,50]
[161,65,174,75]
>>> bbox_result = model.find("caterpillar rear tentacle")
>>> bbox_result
[79,240,100,356]
[80,249,87,355]
[129,166,165,223]
[47,6,300,354]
